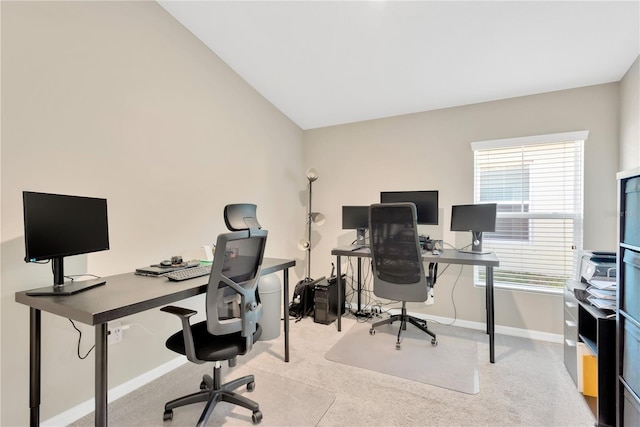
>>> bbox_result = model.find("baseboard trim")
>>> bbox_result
[383,308,564,344]
[42,356,187,426]
[43,308,562,425]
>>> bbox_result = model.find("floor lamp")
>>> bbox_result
[298,168,324,281]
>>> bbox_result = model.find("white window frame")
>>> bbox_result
[471,130,587,294]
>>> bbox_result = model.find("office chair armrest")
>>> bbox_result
[160,305,199,363]
[161,305,197,318]
[218,275,261,350]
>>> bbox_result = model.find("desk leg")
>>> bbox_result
[95,323,108,426]
[487,266,495,364]
[485,274,490,335]
[357,258,362,313]
[283,268,290,363]
[336,255,342,332]
[29,308,41,427]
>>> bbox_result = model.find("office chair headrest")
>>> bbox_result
[224,204,262,231]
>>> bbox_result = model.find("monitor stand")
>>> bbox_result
[348,228,368,250]
[458,249,492,255]
[26,280,106,296]
[25,257,106,296]
[457,231,492,255]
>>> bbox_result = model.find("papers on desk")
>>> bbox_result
[587,287,616,300]
[587,278,616,290]
[585,278,617,311]
[587,296,616,311]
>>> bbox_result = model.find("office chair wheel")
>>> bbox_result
[369,328,376,335]
[163,409,173,421]
[252,410,263,424]
[247,381,255,392]
[431,338,438,346]
[200,380,208,390]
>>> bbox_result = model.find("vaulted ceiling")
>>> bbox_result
[158,1,640,130]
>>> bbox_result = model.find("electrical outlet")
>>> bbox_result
[108,321,122,344]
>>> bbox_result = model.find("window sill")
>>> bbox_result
[474,282,564,296]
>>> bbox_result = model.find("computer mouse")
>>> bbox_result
[160,260,172,267]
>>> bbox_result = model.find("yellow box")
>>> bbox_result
[582,354,598,397]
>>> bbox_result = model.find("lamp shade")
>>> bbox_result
[297,239,310,251]
[309,212,325,226]
[306,168,318,182]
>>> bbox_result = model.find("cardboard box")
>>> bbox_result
[582,353,598,397]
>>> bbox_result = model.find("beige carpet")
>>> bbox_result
[65,316,595,426]
[69,363,335,427]
[325,319,479,394]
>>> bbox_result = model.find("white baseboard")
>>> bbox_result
[42,356,187,427]
[380,307,564,344]
[43,307,562,426]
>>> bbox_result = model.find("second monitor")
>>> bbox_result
[342,205,369,247]
[380,190,439,225]
[450,203,497,254]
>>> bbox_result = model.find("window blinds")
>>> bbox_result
[471,131,587,290]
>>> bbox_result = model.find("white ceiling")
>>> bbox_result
[158,1,640,130]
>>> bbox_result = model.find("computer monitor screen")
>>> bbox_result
[22,191,110,295]
[342,205,369,247]
[450,203,497,232]
[380,191,439,225]
[342,206,369,230]
[23,191,110,263]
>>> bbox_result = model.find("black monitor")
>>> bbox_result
[23,191,110,295]
[380,191,439,225]
[342,206,369,246]
[450,203,497,254]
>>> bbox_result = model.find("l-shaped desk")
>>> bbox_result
[15,257,295,427]
[331,247,500,363]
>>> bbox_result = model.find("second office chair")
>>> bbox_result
[368,202,437,350]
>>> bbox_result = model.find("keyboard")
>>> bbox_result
[166,265,212,281]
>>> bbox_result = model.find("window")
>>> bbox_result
[472,131,587,292]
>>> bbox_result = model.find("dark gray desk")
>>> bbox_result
[331,247,499,363]
[15,257,295,427]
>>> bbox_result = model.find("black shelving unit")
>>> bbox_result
[577,301,616,426]
[617,168,640,426]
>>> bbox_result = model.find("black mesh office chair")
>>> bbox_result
[368,203,437,350]
[161,226,267,426]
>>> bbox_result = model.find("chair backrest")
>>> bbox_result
[369,203,429,302]
[206,228,267,351]
[224,204,262,231]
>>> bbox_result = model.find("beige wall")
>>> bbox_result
[304,83,620,337]
[1,2,304,425]
[1,1,636,425]
[620,55,640,171]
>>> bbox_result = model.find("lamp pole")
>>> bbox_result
[306,178,313,280]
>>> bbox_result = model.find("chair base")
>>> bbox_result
[164,362,262,426]
[369,302,437,350]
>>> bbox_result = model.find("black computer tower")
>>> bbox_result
[313,275,346,325]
